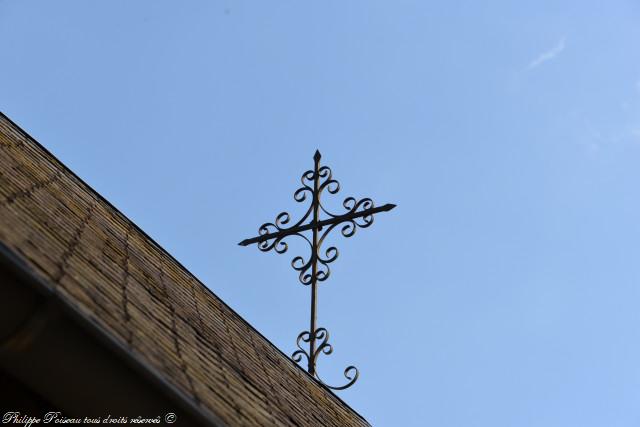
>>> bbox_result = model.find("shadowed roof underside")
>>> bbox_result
[0,113,369,427]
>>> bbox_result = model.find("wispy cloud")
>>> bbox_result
[527,38,566,70]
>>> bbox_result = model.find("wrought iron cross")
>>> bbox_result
[239,150,395,390]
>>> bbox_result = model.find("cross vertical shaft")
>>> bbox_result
[309,150,321,375]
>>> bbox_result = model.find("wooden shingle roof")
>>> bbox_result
[0,113,369,426]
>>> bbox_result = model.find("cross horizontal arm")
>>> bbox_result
[238,203,396,246]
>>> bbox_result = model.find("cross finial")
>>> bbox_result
[239,151,395,390]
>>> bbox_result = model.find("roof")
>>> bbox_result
[0,112,370,426]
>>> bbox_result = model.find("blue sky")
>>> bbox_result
[2,1,640,426]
